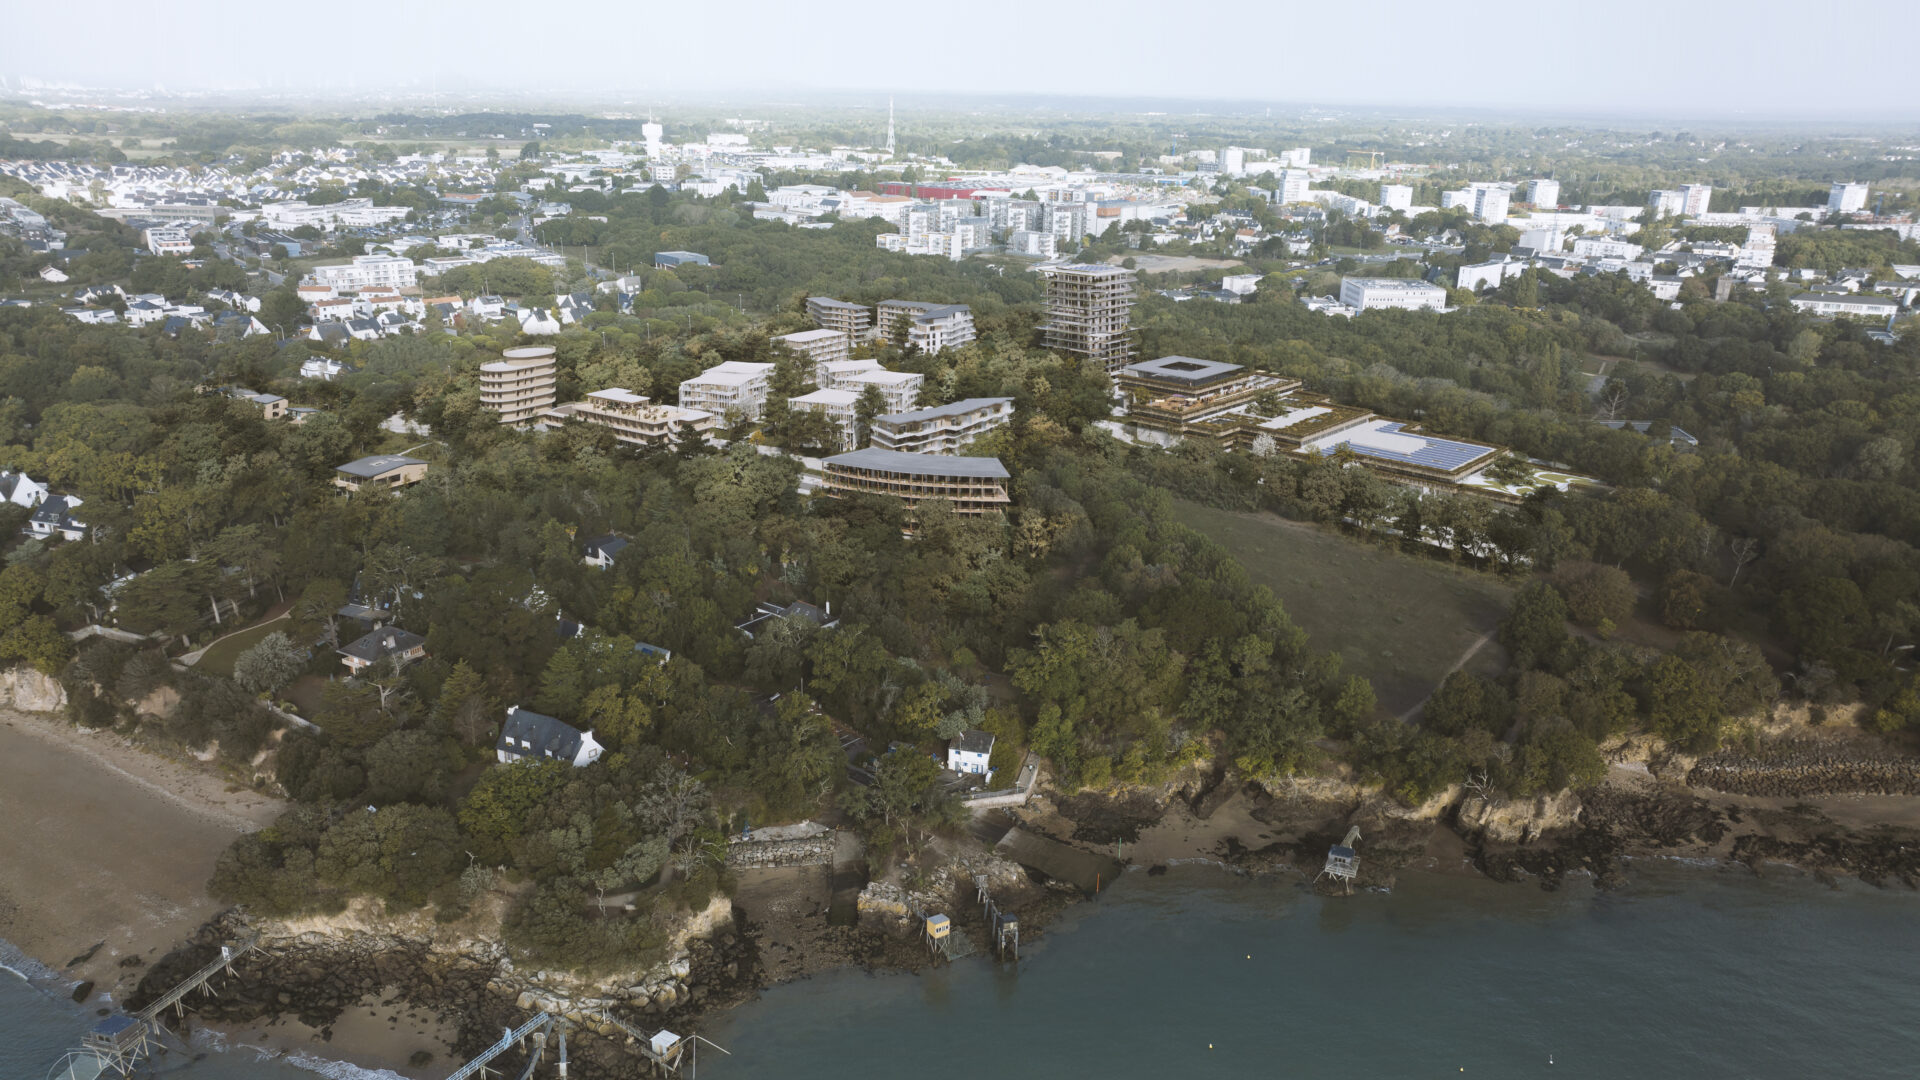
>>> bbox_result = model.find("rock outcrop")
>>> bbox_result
[1,665,67,712]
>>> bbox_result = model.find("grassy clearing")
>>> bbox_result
[193,616,288,679]
[1177,500,1514,717]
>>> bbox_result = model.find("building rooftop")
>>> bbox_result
[776,328,847,343]
[792,388,860,405]
[876,397,1013,424]
[1314,421,1494,473]
[806,296,868,310]
[1122,355,1246,386]
[335,454,426,478]
[499,706,589,762]
[339,626,426,663]
[825,447,1010,479]
[953,729,995,755]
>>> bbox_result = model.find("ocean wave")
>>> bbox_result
[282,1050,411,1080]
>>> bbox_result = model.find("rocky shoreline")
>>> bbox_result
[126,729,1920,1078]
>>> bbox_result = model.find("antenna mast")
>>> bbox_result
[886,96,895,156]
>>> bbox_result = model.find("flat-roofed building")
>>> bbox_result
[334,454,428,494]
[1117,356,1298,445]
[1790,291,1901,318]
[479,345,558,424]
[1338,277,1447,312]
[832,367,924,414]
[1303,419,1500,485]
[1041,264,1137,373]
[874,300,976,354]
[789,387,861,451]
[806,296,874,341]
[310,254,418,291]
[678,361,776,421]
[871,397,1014,455]
[821,447,1011,522]
[774,328,851,369]
[548,387,715,447]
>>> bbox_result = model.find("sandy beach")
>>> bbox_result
[220,989,457,1079]
[0,707,283,994]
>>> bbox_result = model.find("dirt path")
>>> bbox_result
[1398,630,1496,722]
[0,708,283,992]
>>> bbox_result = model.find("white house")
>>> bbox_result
[0,470,50,509]
[679,361,775,421]
[947,730,994,776]
[26,495,85,541]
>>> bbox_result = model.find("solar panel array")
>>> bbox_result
[1316,423,1494,473]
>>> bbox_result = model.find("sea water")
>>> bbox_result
[10,862,1919,1079]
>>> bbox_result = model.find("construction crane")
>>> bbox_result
[1345,150,1385,170]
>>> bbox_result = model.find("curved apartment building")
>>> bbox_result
[480,346,558,424]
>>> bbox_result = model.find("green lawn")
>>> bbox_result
[193,616,289,679]
[1177,501,1514,717]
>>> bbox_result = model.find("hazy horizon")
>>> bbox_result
[3,0,1917,122]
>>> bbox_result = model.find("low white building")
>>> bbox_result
[1790,292,1900,319]
[947,730,994,776]
[309,254,418,291]
[145,227,194,256]
[1339,277,1446,312]
[679,361,776,421]
[1572,236,1644,261]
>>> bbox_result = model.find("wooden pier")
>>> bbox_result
[46,937,259,1080]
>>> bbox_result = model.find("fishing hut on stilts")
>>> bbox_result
[1317,825,1362,895]
[975,873,1018,960]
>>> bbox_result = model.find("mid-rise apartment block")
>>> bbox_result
[833,368,924,414]
[1042,264,1137,373]
[870,398,1015,455]
[774,328,851,369]
[310,254,419,291]
[874,300,975,355]
[1116,357,1299,446]
[1679,183,1713,216]
[548,388,715,446]
[1338,277,1447,312]
[678,361,776,421]
[1380,184,1414,212]
[1829,182,1870,213]
[1572,236,1644,261]
[806,296,874,341]
[1526,178,1560,208]
[820,448,1011,523]
[479,346,558,425]
[788,388,861,451]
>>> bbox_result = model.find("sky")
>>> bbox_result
[2,0,1915,119]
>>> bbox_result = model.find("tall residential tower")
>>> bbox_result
[1041,264,1137,373]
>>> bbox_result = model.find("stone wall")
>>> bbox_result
[725,832,835,869]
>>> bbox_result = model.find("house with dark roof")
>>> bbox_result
[582,534,629,569]
[26,495,85,541]
[735,599,840,639]
[338,626,427,674]
[947,729,995,776]
[334,455,428,494]
[496,705,604,767]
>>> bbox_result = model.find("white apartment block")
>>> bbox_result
[1526,179,1560,208]
[553,388,716,447]
[875,300,975,355]
[1573,236,1644,260]
[774,328,850,369]
[1790,291,1899,318]
[1223,147,1247,176]
[146,227,194,256]
[788,388,861,451]
[1010,229,1058,258]
[1379,184,1413,212]
[262,198,410,232]
[833,368,924,414]
[1829,182,1870,213]
[1276,169,1311,205]
[1279,147,1311,168]
[1518,227,1565,253]
[310,254,418,291]
[1648,189,1686,217]
[678,361,775,421]
[1737,224,1776,270]
[870,398,1014,455]
[1339,277,1447,312]
[807,296,874,341]
[1471,184,1510,224]
[1679,183,1713,216]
